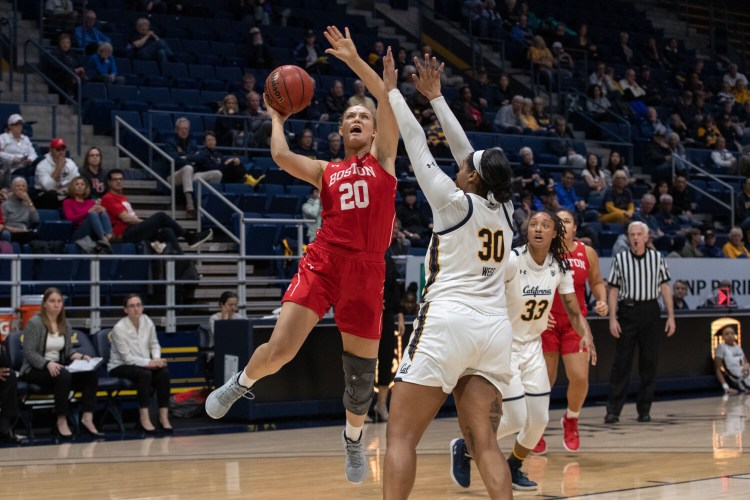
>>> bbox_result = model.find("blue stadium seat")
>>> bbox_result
[37,220,73,241]
[268,195,301,215]
[237,193,269,214]
[189,64,225,91]
[258,184,285,197]
[162,62,198,89]
[286,185,313,199]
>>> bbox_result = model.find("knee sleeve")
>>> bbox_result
[517,395,550,450]
[342,352,376,416]
[496,396,526,440]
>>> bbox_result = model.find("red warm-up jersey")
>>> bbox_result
[315,153,397,254]
[550,240,590,321]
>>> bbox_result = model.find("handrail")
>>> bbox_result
[114,116,176,219]
[564,88,633,144]
[672,153,735,227]
[0,16,15,92]
[23,38,82,155]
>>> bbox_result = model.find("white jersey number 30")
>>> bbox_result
[339,180,370,210]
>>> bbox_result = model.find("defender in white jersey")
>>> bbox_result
[384,51,515,499]
[450,211,596,492]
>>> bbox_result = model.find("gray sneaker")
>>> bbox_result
[342,430,367,484]
[205,372,254,419]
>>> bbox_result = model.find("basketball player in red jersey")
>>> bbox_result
[206,26,399,484]
[535,209,608,453]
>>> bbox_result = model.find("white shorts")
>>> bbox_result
[499,338,551,400]
[395,301,513,394]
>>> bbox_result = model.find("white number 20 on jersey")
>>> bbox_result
[339,180,370,210]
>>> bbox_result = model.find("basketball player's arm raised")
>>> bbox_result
[560,291,597,365]
[264,95,326,189]
[323,26,398,176]
[585,245,609,316]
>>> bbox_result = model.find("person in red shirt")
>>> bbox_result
[535,208,608,454]
[101,169,212,253]
[206,26,399,485]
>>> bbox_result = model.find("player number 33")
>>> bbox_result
[339,180,370,210]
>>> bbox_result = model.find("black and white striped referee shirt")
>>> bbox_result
[608,248,671,302]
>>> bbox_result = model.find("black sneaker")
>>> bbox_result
[604,413,619,424]
[185,229,212,249]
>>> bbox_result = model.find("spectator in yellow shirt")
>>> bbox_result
[722,226,750,258]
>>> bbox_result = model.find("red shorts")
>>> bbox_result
[541,319,585,355]
[282,242,385,340]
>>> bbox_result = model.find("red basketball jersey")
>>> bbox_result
[550,240,590,320]
[315,153,397,254]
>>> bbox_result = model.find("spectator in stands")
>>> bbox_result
[581,153,606,193]
[700,280,739,308]
[599,170,634,223]
[586,84,613,121]
[667,132,689,175]
[401,285,419,316]
[736,176,750,231]
[642,37,666,69]
[663,38,683,69]
[87,42,124,85]
[723,226,750,258]
[713,325,749,394]
[207,291,245,363]
[604,151,634,187]
[643,131,673,180]
[532,97,551,130]
[551,41,574,76]
[35,137,79,210]
[245,91,273,149]
[62,176,113,251]
[396,187,431,247]
[500,0,520,31]
[292,128,317,159]
[556,169,587,215]
[367,40,385,73]
[164,118,223,217]
[589,63,615,97]
[399,65,418,98]
[717,82,736,107]
[513,147,546,191]
[519,97,540,132]
[347,79,376,113]
[129,18,172,64]
[20,287,101,439]
[695,115,722,149]
[509,14,534,64]
[74,9,111,55]
[214,94,244,149]
[293,29,329,74]
[50,34,86,96]
[633,194,667,247]
[492,74,512,108]
[449,85,488,132]
[301,188,322,243]
[469,68,494,111]
[639,106,669,140]
[669,113,693,144]
[324,80,348,123]
[550,116,586,168]
[80,146,108,198]
[318,132,344,162]
[610,221,632,255]
[671,174,695,217]
[102,169,212,253]
[390,218,411,255]
[655,194,689,243]
[671,280,690,310]
[44,0,78,34]
[605,66,624,96]
[733,80,750,106]
[700,228,723,258]
[493,95,523,133]
[616,32,639,65]
[241,73,261,96]
[619,68,647,104]
[574,23,599,60]
[710,136,738,174]
[109,293,173,434]
[534,183,561,212]
[0,114,37,185]
[423,113,451,158]
[679,228,703,258]
[245,27,276,69]
[724,64,748,89]
[1,177,39,244]
[529,36,556,87]
[193,131,246,184]
[673,90,697,126]
[717,112,743,151]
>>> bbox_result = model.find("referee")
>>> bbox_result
[605,221,675,424]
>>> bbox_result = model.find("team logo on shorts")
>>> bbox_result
[399,364,410,374]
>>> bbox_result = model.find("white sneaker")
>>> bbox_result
[342,430,367,484]
[205,372,254,419]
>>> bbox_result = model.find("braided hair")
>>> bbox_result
[464,148,513,203]
[528,210,570,273]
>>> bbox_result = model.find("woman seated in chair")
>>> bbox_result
[20,287,102,439]
[62,176,113,252]
[109,294,173,434]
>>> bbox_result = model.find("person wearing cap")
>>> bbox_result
[34,138,80,210]
[0,114,38,185]
[293,29,329,74]
[73,9,111,55]
[699,229,723,258]
[246,27,276,69]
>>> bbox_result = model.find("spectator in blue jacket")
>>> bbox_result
[74,10,111,55]
[87,43,124,85]
[699,229,723,258]
[555,169,587,213]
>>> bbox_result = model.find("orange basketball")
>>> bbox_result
[264,65,315,115]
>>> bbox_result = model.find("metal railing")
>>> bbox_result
[22,38,82,155]
[0,7,18,92]
[114,115,177,219]
[672,153,736,227]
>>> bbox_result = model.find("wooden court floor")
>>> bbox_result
[1,396,748,499]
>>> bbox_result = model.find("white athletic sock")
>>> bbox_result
[566,408,580,419]
[238,370,256,389]
[345,421,363,442]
